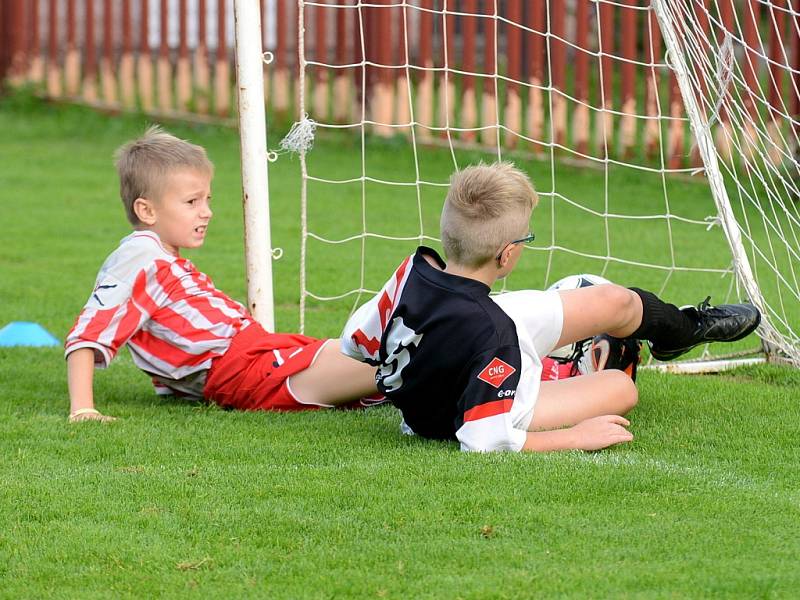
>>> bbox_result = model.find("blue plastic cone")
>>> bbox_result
[0,322,60,347]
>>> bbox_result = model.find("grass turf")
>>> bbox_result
[1,93,799,598]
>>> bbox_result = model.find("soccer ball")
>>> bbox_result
[546,273,611,369]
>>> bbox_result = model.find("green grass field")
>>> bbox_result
[1,93,799,599]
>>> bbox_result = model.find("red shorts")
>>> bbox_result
[204,322,330,411]
[540,357,580,381]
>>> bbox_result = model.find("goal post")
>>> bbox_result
[241,0,799,369]
[234,0,274,331]
[651,0,800,367]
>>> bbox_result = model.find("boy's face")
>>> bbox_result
[137,168,213,256]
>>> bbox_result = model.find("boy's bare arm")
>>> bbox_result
[67,348,116,422]
[523,415,632,452]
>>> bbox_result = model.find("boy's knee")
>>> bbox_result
[607,368,638,413]
[604,284,638,315]
[620,372,638,412]
[597,284,640,331]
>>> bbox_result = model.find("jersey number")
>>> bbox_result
[378,316,423,392]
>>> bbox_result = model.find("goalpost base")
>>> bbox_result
[643,357,766,375]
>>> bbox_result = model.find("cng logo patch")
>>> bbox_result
[477,357,516,388]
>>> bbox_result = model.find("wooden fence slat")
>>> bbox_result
[28,0,43,83]
[439,4,456,140]
[714,0,735,158]
[480,0,498,147]
[196,0,210,114]
[643,8,662,158]
[742,0,762,158]
[372,0,393,136]
[158,0,172,111]
[215,0,229,117]
[47,0,60,96]
[395,2,410,131]
[767,0,787,160]
[620,0,638,158]
[0,2,8,81]
[138,0,154,111]
[416,0,434,140]
[177,0,191,110]
[574,0,591,155]
[65,0,79,95]
[9,0,27,84]
[550,0,567,146]
[120,0,135,107]
[689,0,710,166]
[6,0,24,81]
[84,0,98,102]
[273,0,290,113]
[313,1,328,120]
[102,0,117,104]
[667,72,684,168]
[526,1,545,149]
[596,0,615,155]
[505,0,522,148]
[333,1,350,122]
[461,0,478,141]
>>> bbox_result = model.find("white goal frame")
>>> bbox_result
[237,1,799,370]
[234,0,275,331]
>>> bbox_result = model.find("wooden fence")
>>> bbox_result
[1,1,798,167]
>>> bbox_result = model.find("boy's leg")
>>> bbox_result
[556,284,760,361]
[556,284,643,347]
[530,369,638,430]
[288,340,379,407]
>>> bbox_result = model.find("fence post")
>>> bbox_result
[0,0,10,85]
[574,0,591,155]
[1,0,27,87]
[47,0,61,96]
[480,0,497,148]
[65,0,79,95]
[415,0,433,140]
[215,0,230,116]
[505,0,522,148]
[84,0,98,101]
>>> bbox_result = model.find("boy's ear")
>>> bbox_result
[496,244,512,268]
[133,197,157,225]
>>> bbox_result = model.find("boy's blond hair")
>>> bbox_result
[114,125,214,225]
[440,162,538,268]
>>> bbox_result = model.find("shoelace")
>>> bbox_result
[697,296,712,311]
[692,296,734,325]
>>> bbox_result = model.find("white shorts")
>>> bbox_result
[492,290,564,357]
[491,289,564,429]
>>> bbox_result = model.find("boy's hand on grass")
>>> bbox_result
[68,408,117,423]
[572,415,633,451]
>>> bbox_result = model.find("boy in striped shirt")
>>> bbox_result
[66,126,380,422]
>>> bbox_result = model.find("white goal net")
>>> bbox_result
[265,0,799,368]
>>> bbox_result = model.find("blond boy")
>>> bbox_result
[66,126,380,422]
[341,163,760,452]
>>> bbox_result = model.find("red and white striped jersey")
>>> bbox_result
[65,231,253,397]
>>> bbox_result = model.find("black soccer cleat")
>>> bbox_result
[650,297,761,361]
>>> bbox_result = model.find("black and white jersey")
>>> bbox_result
[341,247,563,452]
